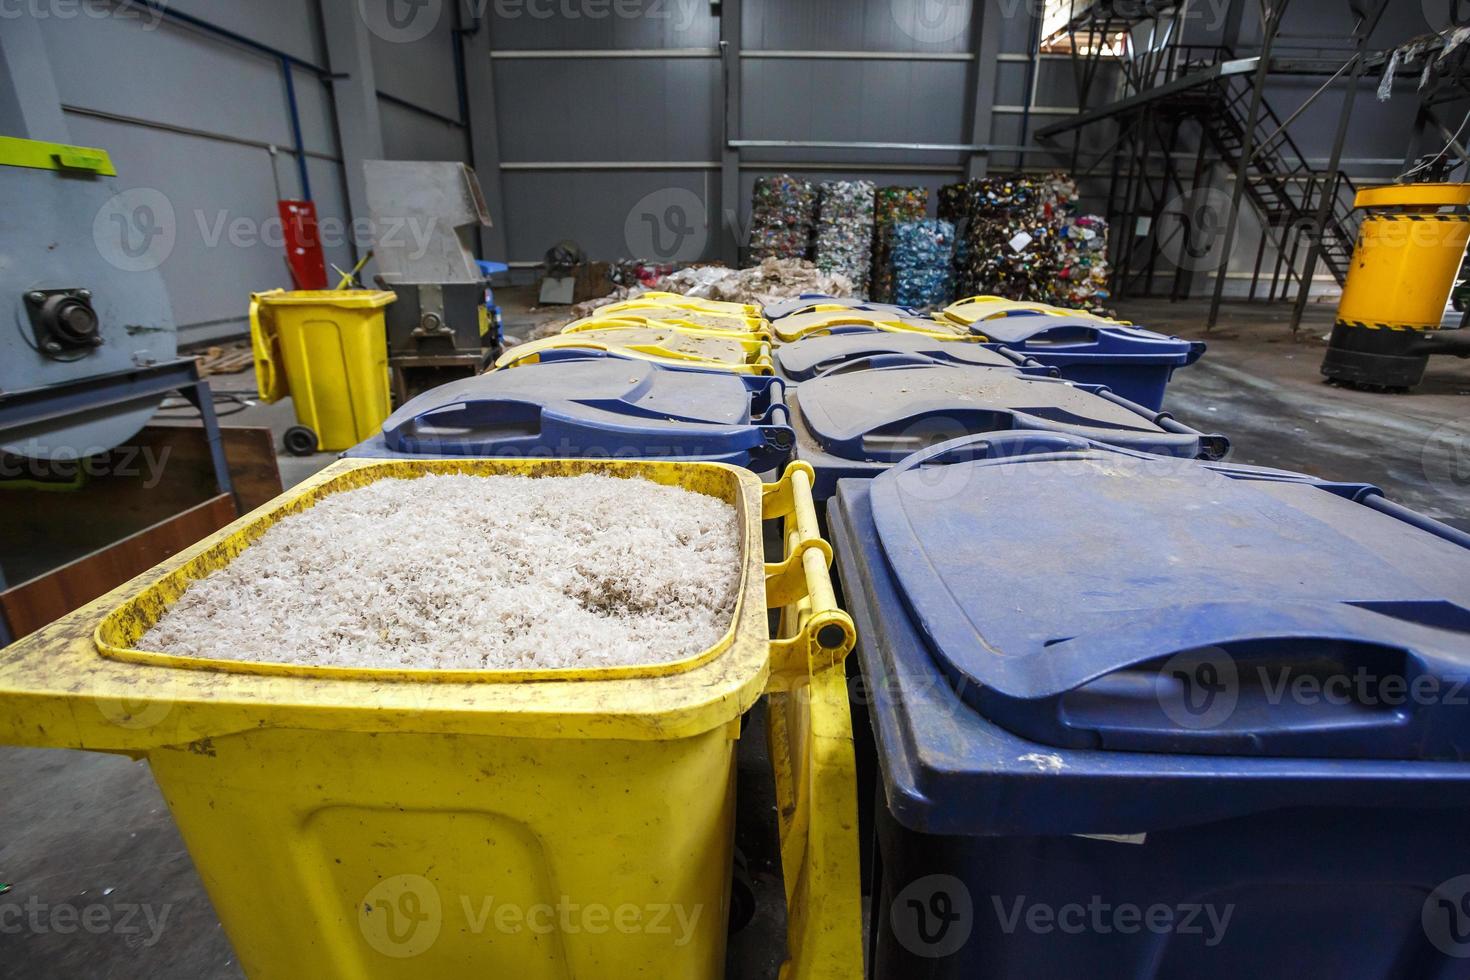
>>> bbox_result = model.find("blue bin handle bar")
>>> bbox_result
[1091,385,1231,460]
[993,345,1057,374]
[1359,492,1470,551]
[384,376,795,467]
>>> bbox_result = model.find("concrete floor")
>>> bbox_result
[2,294,1467,977]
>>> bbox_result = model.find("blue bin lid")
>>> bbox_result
[378,359,793,467]
[972,313,1206,365]
[763,293,920,320]
[867,432,1470,762]
[775,332,1051,382]
[792,363,1224,466]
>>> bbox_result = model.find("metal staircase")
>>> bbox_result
[1198,66,1359,287]
[1038,43,1363,300]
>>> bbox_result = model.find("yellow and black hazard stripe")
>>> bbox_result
[1335,319,1441,332]
[1363,213,1470,222]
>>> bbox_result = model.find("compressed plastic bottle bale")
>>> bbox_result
[748,174,817,262]
[950,171,1099,306]
[870,186,929,302]
[815,180,876,297]
[889,218,956,309]
[937,182,969,225]
[1044,214,1111,307]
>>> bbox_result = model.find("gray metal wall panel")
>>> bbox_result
[62,113,343,345]
[742,0,971,51]
[492,58,720,161]
[289,65,342,160]
[37,13,307,151]
[485,2,719,50]
[369,12,462,118]
[740,60,970,142]
[166,0,327,65]
[379,99,470,162]
[499,169,720,262]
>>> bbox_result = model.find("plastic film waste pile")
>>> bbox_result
[815,180,876,296]
[870,186,929,302]
[749,174,817,261]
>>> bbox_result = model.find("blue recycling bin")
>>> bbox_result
[773,329,1055,383]
[790,362,1227,500]
[346,357,793,470]
[970,313,1206,410]
[763,293,920,321]
[829,431,1470,980]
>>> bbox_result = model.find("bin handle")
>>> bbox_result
[760,461,864,980]
[813,353,947,379]
[762,463,856,687]
[248,292,287,404]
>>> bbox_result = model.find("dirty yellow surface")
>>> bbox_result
[0,458,862,978]
[496,327,774,375]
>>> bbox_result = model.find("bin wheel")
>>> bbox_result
[729,847,756,934]
[283,425,319,456]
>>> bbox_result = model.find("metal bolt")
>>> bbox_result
[43,341,62,353]
[27,291,46,304]
[77,289,91,301]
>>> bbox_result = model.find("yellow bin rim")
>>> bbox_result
[250,287,398,308]
[1353,183,1470,210]
[0,457,848,746]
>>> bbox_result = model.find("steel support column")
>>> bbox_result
[319,0,386,261]
[1208,4,1286,328]
[0,13,69,142]
[457,6,511,261]
[1289,0,1388,332]
[966,0,1005,180]
[719,0,743,266]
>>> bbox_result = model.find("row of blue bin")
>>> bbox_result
[343,298,1470,979]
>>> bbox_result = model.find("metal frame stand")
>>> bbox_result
[0,359,234,644]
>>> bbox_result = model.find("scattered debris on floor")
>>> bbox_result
[192,343,254,376]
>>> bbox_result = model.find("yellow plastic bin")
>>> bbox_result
[771,310,972,345]
[566,308,771,338]
[604,291,763,318]
[0,458,861,979]
[250,289,396,455]
[940,294,1125,328]
[498,326,775,376]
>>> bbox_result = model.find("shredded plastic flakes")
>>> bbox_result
[140,474,742,671]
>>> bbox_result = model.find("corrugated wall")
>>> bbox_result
[29,1,468,346]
